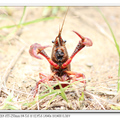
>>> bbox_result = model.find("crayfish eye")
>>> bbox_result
[52,40,55,43]
[63,40,66,43]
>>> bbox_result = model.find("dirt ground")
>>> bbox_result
[0,6,120,110]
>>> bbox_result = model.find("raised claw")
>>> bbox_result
[73,31,93,46]
[81,37,93,47]
[29,43,51,59]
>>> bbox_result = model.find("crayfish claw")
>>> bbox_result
[29,43,51,59]
[81,37,93,47]
[73,30,93,47]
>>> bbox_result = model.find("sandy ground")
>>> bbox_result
[0,6,120,110]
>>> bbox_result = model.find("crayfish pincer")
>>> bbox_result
[29,10,93,97]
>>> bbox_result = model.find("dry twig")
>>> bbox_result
[85,91,120,108]
[0,46,25,92]
[84,91,105,110]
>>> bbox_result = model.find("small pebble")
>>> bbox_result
[109,84,116,87]
[61,106,65,110]
[22,80,27,83]
[86,63,93,68]
[54,107,61,110]
[116,62,119,65]
[70,93,76,97]
[87,77,91,82]
[21,61,26,64]
[9,75,14,78]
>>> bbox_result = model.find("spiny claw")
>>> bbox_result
[73,30,93,46]
[82,37,93,46]
[29,43,51,59]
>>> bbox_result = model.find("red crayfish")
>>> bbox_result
[29,9,93,97]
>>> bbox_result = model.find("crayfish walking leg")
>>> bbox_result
[33,72,55,97]
[65,71,86,91]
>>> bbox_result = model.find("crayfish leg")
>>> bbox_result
[65,71,86,91]
[33,78,46,98]
[33,72,56,98]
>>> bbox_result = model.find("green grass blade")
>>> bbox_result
[0,104,18,110]
[57,80,68,102]
[37,90,57,100]
[47,94,58,107]
[97,8,120,56]
[5,105,18,110]
[0,24,15,29]
[111,105,120,110]
[41,83,54,91]
[63,79,86,91]
[38,83,63,96]
[19,6,26,25]
[97,8,120,92]
[22,17,56,26]
[79,91,84,101]
[23,101,36,107]
[0,16,56,30]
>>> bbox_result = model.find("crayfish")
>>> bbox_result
[29,9,93,97]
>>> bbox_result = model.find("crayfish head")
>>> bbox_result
[51,36,68,63]
[52,34,66,47]
[51,32,69,67]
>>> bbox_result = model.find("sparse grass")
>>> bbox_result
[0,91,18,110]
[97,8,120,92]
[23,79,85,109]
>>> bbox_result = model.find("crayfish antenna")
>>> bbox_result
[55,7,69,46]
[58,7,69,37]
